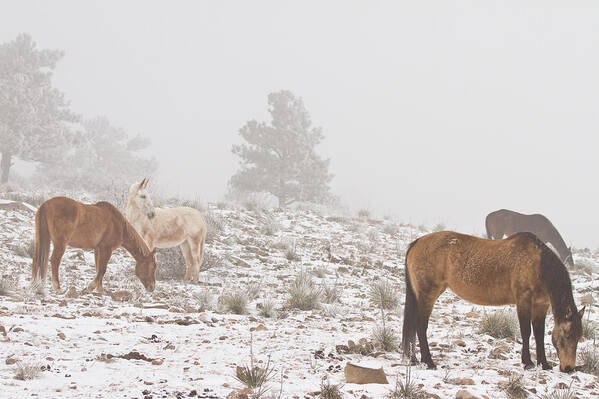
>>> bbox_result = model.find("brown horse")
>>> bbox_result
[402,231,584,373]
[486,209,573,267]
[31,197,157,293]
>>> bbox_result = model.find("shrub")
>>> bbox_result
[357,209,370,219]
[582,319,596,340]
[0,278,15,297]
[205,210,224,244]
[285,241,300,261]
[320,379,343,399]
[432,223,446,232]
[201,249,226,271]
[220,290,248,315]
[387,366,425,399]
[579,346,599,376]
[156,246,186,280]
[540,383,576,399]
[258,298,276,318]
[235,356,275,397]
[13,361,42,380]
[478,310,519,339]
[501,373,527,399]
[322,282,342,304]
[261,219,280,236]
[368,280,399,310]
[193,289,214,309]
[286,271,322,311]
[383,224,399,235]
[15,239,35,259]
[246,281,262,301]
[372,324,399,352]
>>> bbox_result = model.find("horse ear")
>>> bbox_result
[143,178,150,189]
[579,306,586,319]
[139,178,147,189]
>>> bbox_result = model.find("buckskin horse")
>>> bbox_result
[31,197,157,293]
[402,231,584,372]
[486,209,574,267]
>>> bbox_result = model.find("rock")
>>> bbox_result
[458,378,475,385]
[227,388,252,399]
[344,363,388,384]
[581,293,594,306]
[250,324,268,332]
[456,390,479,399]
[57,332,66,340]
[111,290,132,302]
[453,339,466,347]
[6,357,17,365]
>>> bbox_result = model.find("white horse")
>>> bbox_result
[126,178,207,283]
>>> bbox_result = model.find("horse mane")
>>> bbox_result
[521,232,576,321]
[95,201,151,257]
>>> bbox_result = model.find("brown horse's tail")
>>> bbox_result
[31,204,50,282]
[402,238,419,357]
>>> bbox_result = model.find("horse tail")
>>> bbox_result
[32,204,50,282]
[402,238,420,357]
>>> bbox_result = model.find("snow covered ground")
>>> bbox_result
[1,198,598,398]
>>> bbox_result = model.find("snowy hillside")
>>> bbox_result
[1,199,598,399]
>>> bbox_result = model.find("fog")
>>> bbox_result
[2,1,598,247]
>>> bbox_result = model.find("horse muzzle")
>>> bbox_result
[147,211,156,219]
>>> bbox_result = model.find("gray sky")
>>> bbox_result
[3,1,598,248]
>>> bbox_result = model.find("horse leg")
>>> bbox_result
[193,233,206,283]
[89,247,112,294]
[516,298,534,369]
[416,288,444,369]
[532,302,551,370]
[180,241,194,282]
[49,242,66,292]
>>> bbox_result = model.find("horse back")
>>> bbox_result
[407,231,546,306]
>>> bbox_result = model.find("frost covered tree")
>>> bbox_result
[38,116,157,193]
[230,90,333,207]
[0,34,77,184]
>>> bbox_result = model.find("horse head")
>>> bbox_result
[135,248,157,292]
[552,305,585,373]
[128,178,156,220]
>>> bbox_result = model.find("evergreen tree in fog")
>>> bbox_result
[230,90,333,207]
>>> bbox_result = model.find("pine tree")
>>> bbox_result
[38,116,157,193]
[0,34,77,184]
[230,90,333,207]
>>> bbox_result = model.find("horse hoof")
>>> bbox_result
[541,363,552,370]
[426,362,437,370]
[523,363,535,370]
